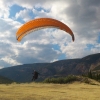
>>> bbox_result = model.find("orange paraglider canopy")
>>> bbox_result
[16,18,75,41]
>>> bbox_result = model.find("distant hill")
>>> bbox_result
[0,53,100,83]
[0,75,14,84]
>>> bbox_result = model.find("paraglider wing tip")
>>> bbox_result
[72,35,75,42]
[16,37,20,42]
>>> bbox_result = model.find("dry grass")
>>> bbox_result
[0,82,100,100]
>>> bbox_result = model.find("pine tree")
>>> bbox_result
[88,70,92,79]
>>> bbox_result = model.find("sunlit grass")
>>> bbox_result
[0,82,100,100]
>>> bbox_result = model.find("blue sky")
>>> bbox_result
[0,0,100,68]
[10,5,24,18]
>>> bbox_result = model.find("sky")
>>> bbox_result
[0,0,100,68]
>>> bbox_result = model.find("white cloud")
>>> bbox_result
[15,9,32,22]
[0,66,4,69]
[0,0,100,68]
[0,1,10,18]
[1,56,21,66]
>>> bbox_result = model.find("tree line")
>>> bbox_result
[87,70,100,81]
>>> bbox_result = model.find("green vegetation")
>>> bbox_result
[43,75,99,85]
[43,75,78,84]
[86,70,100,81]
[0,75,14,84]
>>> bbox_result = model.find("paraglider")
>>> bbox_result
[16,17,75,41]
[32,70,40,81]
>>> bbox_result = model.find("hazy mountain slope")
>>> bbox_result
[0,53,100,82]
[0,75,14,84]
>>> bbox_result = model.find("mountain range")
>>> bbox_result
[0,53,100,83]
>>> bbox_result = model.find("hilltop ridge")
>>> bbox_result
[0,53,100,82]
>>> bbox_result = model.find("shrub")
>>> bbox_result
[43,75,78,84]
